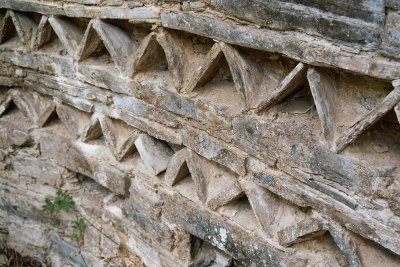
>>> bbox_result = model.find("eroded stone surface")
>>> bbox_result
[277,218,326,247]
[0,1,399,267]
[135,133,174,175]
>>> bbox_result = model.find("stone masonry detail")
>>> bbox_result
[0,0,399,266]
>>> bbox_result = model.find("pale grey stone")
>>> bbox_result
[135,133,174,175]
[277,218,326,247]
[161,11,400,80]
[164,148,190,186]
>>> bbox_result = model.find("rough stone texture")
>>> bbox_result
[164,148,190,186]
[135,133,174,175]
[277,218,326,247]
[0,1,399,267]
[210,0,385,49]
[380,10,400,58]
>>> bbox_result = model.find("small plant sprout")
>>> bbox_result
[42,188,75,214]
[42,189,90,266]
[42,188,128,266]
[74,218,87,244]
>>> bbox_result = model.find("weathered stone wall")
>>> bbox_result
[0,0,399,266]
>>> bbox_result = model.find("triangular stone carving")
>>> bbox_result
[92,20,137,74]
[99,116,140,161]
[164,148,190,186]
[183,42,224,94]
[255,62,308,113]
[135,133,174,175]
[0,89,55,127]
[182,42,246,111]
[80,112,103,142]
[55,102,91,139]
[12,90,55,127]
[78,20,104,62]
[0,11,23,47]
[307,68,400,152]
[79,19,138,75]
[164,148,208,203]
[33,15,64,53]
[239,179,307,238]
[78,20,118,81]
[80,113,140,161]
[48,16,86,59]
[217,192,262,234]
[10,10,37,49]
[165,148,243,206]
[0,11,37,49]
[185,43,242,101]
[156,29,196,92]
[219,42,265,109]
[127,32,168,77]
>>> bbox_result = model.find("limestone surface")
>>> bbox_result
[0,1,399,267]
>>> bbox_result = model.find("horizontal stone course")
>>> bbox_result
[0,52,398,257]
[0,2,399,266]
[161,11,400,80]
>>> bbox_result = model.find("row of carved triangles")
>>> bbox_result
[306,68,400,152]
[0,11,162,76]
[161,145,361,260]
[80,112,140,161]
[161,147,309,237]
[182,39,400,153]
[0,87,397,266]
[35,16,86,57]
[53,105,140,162]
[0,89,139,162]
[162,146,398,266]
[0,88,54,127]
[0,10,37,48]
[37,16,171,78]
[1,10,399,154]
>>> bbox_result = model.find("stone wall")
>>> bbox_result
[0,1,399,266]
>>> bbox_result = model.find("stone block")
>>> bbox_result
[164,148,190,186]
[95,103,182,145]
[113,95,178,128]
[40,130,129,195]
[181,126,247,176]
[206,181,243,211]
[135,133,174,175]
[39,131,93,177]
[50,234,101,267]
[161,11,400,80]
[11,157,63,187]
[186,150,208,202]
[380,10,400,58]
[126,202,174,251]
[277,218,326,247]
[0,127,30,148]
[162,190,307,267]
[128,177,163,220]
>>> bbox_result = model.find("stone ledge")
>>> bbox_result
[161,11,400,81]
